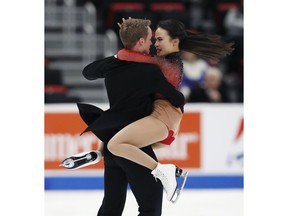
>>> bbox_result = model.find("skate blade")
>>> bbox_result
[59,151,101,170]
[63,161,94,170]
[171,171,188,203]
[58,162,77,169]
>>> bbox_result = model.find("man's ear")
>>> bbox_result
[139,38,145,45]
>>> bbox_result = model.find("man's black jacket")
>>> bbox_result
[77,55,185,143]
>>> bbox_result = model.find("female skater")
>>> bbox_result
[106,19,234,202]
[61,18,234,203]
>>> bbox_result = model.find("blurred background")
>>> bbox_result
[45,0,243,104]
[44,0,243,215]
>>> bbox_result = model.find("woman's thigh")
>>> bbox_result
[109,116,169,148]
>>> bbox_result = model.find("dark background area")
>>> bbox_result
[45,0,243,104]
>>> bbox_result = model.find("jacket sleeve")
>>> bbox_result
[82,56,114,80]
[147,67,185,110]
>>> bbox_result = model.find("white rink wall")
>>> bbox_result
[45,103,243,190]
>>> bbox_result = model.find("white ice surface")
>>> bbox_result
[45,189,243,216]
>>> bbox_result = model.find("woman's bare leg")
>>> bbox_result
[152,143,168,150]
[107,116,169,170]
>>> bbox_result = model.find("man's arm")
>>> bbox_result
[82,56,115,80]
[146,66,185,110]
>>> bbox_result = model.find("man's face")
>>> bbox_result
[142,27,153,54]
[154,27,177,57]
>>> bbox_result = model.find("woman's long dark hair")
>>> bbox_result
[157,19,234,61]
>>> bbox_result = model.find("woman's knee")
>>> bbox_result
[107,138,122,156]
[107,140,115,153]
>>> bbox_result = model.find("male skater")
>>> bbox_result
[76,18,185,216]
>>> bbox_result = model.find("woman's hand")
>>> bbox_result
[117,17,132,28]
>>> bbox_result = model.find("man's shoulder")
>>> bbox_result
[130,61,161,72]
[129,63,163,79]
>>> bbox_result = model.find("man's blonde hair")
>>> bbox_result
[119,18,151,49]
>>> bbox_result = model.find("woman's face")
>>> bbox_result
[154,27,179,57]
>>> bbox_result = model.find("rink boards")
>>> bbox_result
[45,103,243,190]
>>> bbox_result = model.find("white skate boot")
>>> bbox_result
[59,151,102,170]
[151,163,188,203]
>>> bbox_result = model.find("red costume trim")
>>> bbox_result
[160,130,175,145]
[117,49,181,89]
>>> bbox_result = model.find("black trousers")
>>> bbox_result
[97,145,163,216]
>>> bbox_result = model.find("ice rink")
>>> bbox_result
[45,189,243,216]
